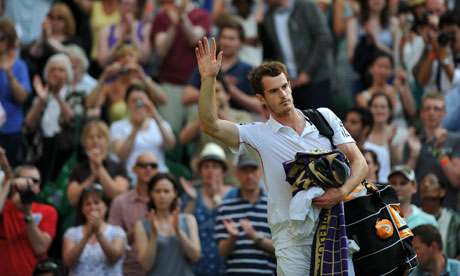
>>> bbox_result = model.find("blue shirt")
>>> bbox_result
[413,256,460,276]
[215,188,276,275]
[188,60,254,110]
[0,58,31,134]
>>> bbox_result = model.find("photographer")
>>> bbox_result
[0,165,58,276]
[416,10,460,132]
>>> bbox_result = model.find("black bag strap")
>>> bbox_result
[302,109,335,148]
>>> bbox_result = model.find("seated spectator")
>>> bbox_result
[402,93,460,210]
[73,0,120,73]
[411,224,460,276]
[0,164,58,276]
[62,184,127,275]
[28,3,83,77]
[33,257,67,276]
[64,44,97,96]
[180,74,252,187]
[67,120,129,206]
[362,149,380,184]
[97,0,151,67]
[183,19,261,114]
[344,106,374,150]
[420,173,460,260]
[181,142,234,276]
[151,0,212,132]
[388,165,437,229]
[355,51,417,141]
[0,18,31,167]
[215,154,276,275]
[86,44,166,123]
[134,173,201,275]
[364,92,395,183]
[24,53,83,184]
[109,152,159,276]
[110,84,175,186]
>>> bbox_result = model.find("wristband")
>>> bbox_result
[144,4,155,11]
[255,234,263,247]
[428,52,436,60]
[440,156,451,167]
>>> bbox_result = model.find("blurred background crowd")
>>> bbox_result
[0,0,460,275]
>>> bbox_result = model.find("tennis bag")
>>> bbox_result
[302,109,418,275]
[344,182,418,276]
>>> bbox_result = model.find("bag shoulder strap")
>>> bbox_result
[302,109,335,147]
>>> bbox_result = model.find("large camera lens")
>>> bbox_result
[19,187,36,205]
[438,31,455,47]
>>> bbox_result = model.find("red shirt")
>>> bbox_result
[0,200,57,276]
[151,8,212,85]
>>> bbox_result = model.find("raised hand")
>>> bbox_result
[223,218,239,237]
[0,49,16,72]
[88,211,103,234]
[172,207,180,232]
[407,126,421,157]
[33,75,49,102]
[239,218,257,240]
[179,177,197,200]
[434,128,448,149]
[195,37,222,80]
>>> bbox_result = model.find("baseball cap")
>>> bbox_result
[236,154,259,169]
[388,165,416,182]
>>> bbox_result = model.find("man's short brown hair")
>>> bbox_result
[0,19,17,49]
[248,61,290,96]
[422,93,446,110]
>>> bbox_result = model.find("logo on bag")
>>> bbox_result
[375,219,393,239]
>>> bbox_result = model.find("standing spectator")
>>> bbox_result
[184,20,261,114]
[415,11,460,133]
[181,143,234,276]
[419,173,460,260]
[64,44,97,96]
[151,0,212,132]
[344,106,374,150]
[262,0,333,110]
[3,0,53,45]
[365,92,394,183]
[215,154,276,275]
[0,18,31,167]
[0,164,58,276]
[403,93,460,210]
[97,0,152,67]
[67,120,129,206]
[74,0,120,75]
[62,184,127,275]
[109,152,159,276]
[110,84,176,186]
[411,224,460,276]
[134,173,201,275]
[28,3,83,77]
[86,44,166,123]
[388,165,437,229]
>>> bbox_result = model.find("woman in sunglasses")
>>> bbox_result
[67,120,129,206]
[63,184,127,275]
[134,173,200,275]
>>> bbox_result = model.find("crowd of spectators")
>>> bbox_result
[1,0,460,274]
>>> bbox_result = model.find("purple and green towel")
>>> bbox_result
[283,149,351,276]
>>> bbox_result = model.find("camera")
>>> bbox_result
[118,66,130,74]
[19,185,36,205]
[437,31,455,47]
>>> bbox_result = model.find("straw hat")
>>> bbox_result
[191,143,231,173]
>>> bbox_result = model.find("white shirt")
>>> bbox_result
[41,85,69,137]
[110,118,171,186]
[363,141,390,184]
[232,108,354,250]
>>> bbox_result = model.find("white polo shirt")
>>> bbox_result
[232,108,354,250]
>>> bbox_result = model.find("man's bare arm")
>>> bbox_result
[197,37,239,149]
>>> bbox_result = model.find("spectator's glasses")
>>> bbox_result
[84,183,104,192]
[0,34,6,41]
[136,162,158,169]
[22,176,41,185]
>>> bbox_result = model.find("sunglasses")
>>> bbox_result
[0,34,6,41]
[22,176,41,185]
[35,261,58,271]
[136,162,158,169]
[84,183,104,192]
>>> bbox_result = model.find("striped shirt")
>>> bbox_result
[215,188,276,275]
